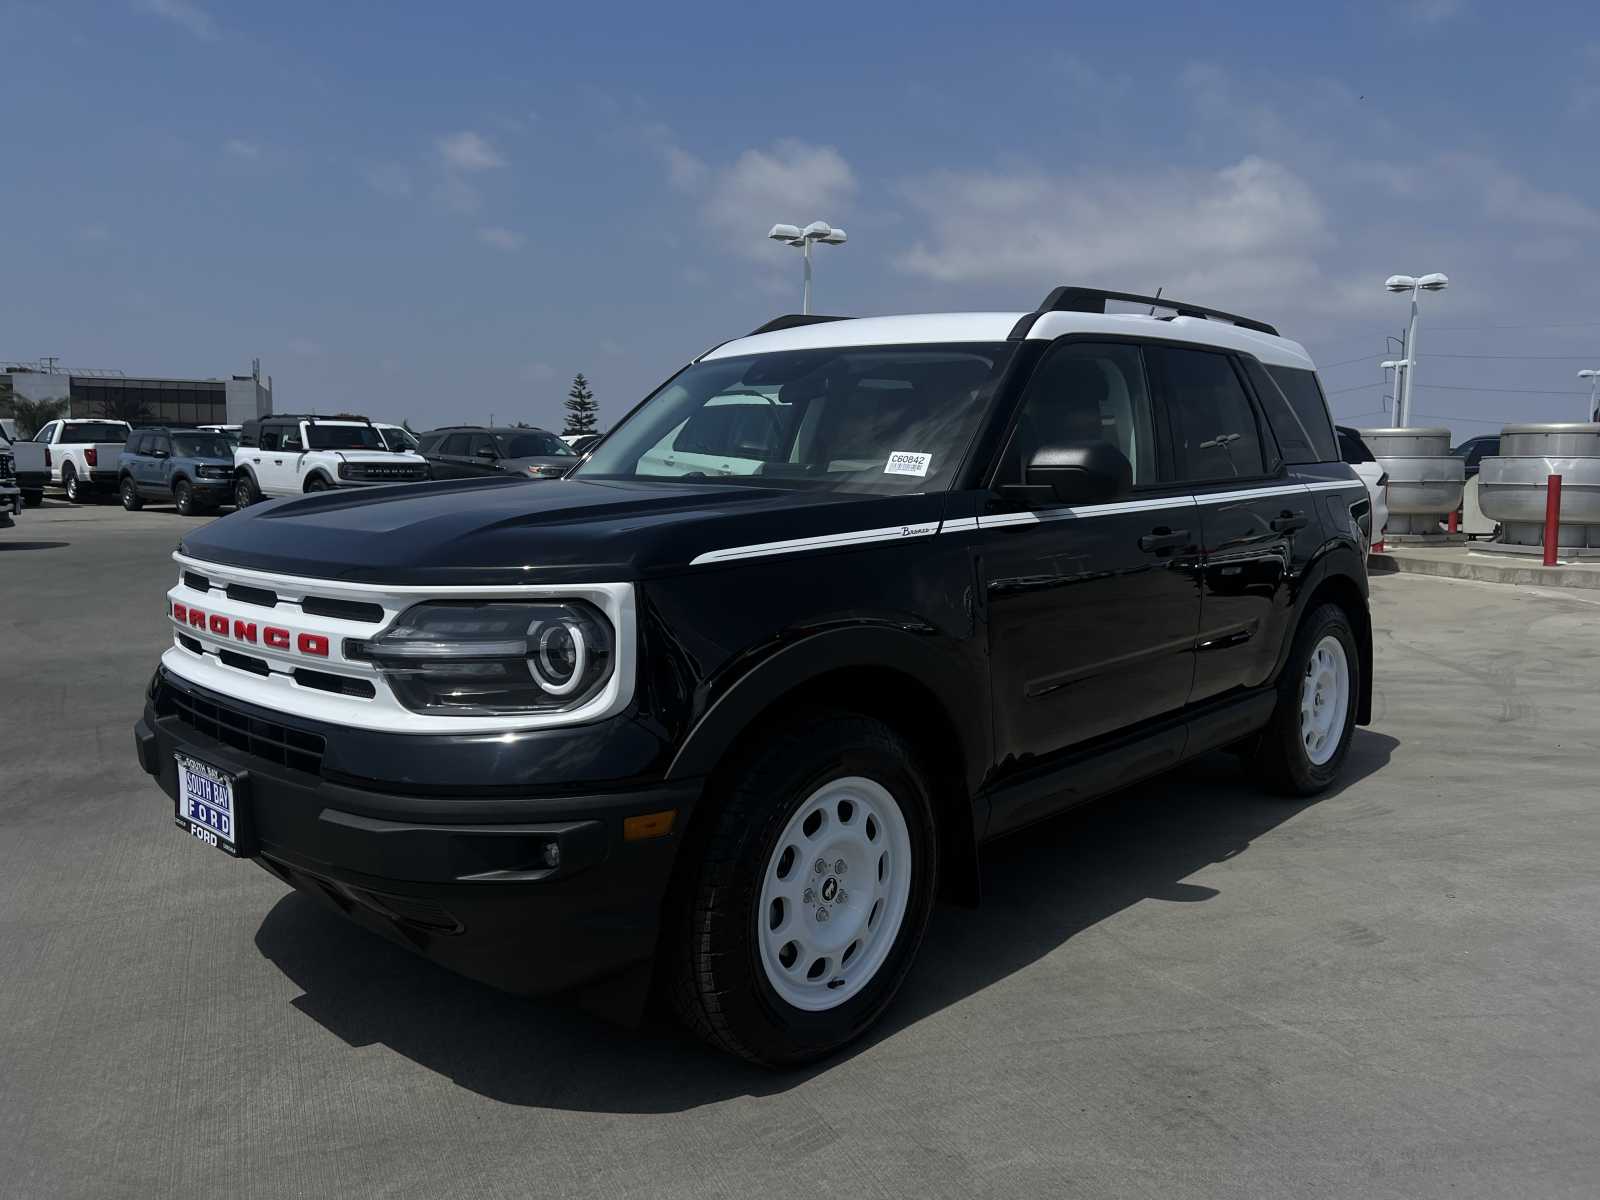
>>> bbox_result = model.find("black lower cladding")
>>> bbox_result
[137,671,702,999]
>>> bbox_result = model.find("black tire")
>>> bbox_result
[234,474,258,509]
[669,709,939,1067]
[174,480,196,516]
[22,490,43,508]
[63,466,86,503]
[305,474,330,492]
[120,477,144,511]
[1249,603,1360,796]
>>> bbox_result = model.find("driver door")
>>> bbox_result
[979,340,1201,820]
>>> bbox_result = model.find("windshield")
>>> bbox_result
[505,432,574,458]
[380,427,420,452]
[61,422,130,444]
[307,424,385,450]
[172,434,234,459]
[577,343,1015,493]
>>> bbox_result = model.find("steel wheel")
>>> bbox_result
[64,470,81,502]
[757,776,913,1012]
[1300,635,1350,766]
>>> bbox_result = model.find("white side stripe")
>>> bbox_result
[689,522,939,565]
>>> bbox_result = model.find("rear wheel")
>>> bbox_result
[63,466,86,503]
[1250,603,1359,795]
[174,480,196,516]
[121,477,144,511]
[234,474,258,509]
[670,710,939,1067]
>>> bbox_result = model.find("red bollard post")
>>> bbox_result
[1543,474,1563,567]
[1447,508,1459,534]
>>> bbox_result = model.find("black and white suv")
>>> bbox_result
[134,287,1374,1066]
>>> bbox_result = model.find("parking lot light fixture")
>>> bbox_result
[1580,369,1599,422]
[1384,272,1449,428]
[767,221,848,314]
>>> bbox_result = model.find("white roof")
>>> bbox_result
[703,310,1315,371]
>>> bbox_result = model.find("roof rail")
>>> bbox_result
[748,313,852,336]
[1016,286,1279,338]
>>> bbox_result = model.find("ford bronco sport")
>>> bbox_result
[134,287,1374,1066]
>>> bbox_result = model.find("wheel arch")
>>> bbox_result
[1291,547,1373,725]
[303,470,334,492]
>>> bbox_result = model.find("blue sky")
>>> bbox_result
[5,0,1600,437]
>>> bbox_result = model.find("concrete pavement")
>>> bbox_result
[3,500,1598,1199]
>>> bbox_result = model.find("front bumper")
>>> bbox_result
[135,686,701,1001]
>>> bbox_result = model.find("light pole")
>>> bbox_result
[767,221,847,314]
[1381,359,1408,417]
[1580,369,1600,422]
[1384,272,1449,427]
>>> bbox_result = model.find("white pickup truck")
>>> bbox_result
[13,418,132,504]
[233,415,429,506]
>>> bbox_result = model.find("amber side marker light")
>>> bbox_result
[623,810,676,841]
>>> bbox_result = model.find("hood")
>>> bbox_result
[179,475,950,585]
[330,449,422,462]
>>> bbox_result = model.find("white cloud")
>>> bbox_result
[437,131,506,172]
[658,137,856,256]
[223,138,259,160]
[477,226,526,252]
[362,162,411,198]
[136,0,216,39]
[896,156,1330,305]
[662,144,707,192]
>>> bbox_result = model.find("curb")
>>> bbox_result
[1371,550,1600,592]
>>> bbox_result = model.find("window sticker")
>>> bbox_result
[884,450,932,477]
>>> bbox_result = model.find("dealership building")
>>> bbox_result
[1,361,273,427]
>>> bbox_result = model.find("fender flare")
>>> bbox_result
[303,470,333,492]
[1286,541,1374,724]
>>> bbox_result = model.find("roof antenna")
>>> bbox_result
[1148,287,1163,316]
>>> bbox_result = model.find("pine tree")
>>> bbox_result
[563,373,598,435]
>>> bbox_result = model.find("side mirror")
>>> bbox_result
[475,446,499,460]
[1008,440,1133,507]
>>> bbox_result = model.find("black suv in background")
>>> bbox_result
[1452,434,1501,479]
[135,287,1374,1067]
[418,425,579,480]
[118,427,236,515]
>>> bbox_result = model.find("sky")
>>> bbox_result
[4,0,1600,440]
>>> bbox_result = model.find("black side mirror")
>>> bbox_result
[476,447,499,460]
[1006,440,1133,507]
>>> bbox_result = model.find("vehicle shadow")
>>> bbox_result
[254,731,1398,1113]
[0,540,69,551]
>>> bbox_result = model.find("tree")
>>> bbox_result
[97,391,151,423]
[2,394,69,437]
[563,373,598,436]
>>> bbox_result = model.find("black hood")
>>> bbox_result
[179,475,949,585]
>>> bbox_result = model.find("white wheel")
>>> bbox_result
[757,776,913,1012]
[1300,635,1350,766]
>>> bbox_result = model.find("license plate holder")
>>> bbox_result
[173,753,255,857]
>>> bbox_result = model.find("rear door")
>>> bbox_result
[428,433,474,479]
[1147,345,1304,703]
[980,339,1201,821]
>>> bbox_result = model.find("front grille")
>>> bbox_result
[0,452,13,482]
[198,465,232,479]
[183,570,211,592]
[300,596,384,623]
[347,465,428,481]
[157,678,325,775]
[226,582,278,608]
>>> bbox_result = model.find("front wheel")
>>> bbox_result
[234,475,258,509]
[121,477,144,511]
[305,474,330,492]
[670,710,939,1067]
[174,480,196,516]
[1250,603,1360,795]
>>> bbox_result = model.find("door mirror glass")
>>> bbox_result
[1022,440,1132,506]
[475,446,498,459]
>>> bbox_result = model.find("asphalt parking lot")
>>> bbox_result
[4,498,1599,1199]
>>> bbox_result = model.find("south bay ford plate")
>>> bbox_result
[174,754,244,855]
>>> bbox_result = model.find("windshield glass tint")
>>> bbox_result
[506,432,573,458]
[62,422,129,444]
[173,434,234,458]
[307,424,385,450]
[577,343,1015,493]
[381,427,419,451]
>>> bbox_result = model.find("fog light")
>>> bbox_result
[542,842,561,869]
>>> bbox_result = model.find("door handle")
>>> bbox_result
[1138,527,1191,553]
[1270,511,1309,533]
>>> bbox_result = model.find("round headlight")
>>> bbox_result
[531,620,587,695]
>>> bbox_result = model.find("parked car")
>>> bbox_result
[20,419,131,503]
[1451,434,1500,479]
[1336,425,1388,545]
[0,429,21,528]
[373,423,422,454]
[135,286,1373,1067]
[417,425,578,480]
[564,433,601,455]
[233,415,429,506]
[199,424,242,449]
[118,427,237,516]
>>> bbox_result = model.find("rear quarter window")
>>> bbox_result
[1248,363,1338,464]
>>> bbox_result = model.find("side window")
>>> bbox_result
[1248,363,1338,464]
[441,433,472,455]
[258,425,280,451]
[1337,428,1375,465]
[1149,347,1267,481]
[1000,342,1157,487]
[155,436,172,457]
[469,433,499,458]
[35,422,56,443]
[127,433,146,455]
[281,424,304,451]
